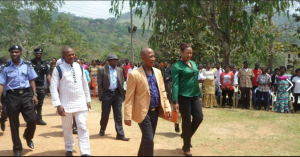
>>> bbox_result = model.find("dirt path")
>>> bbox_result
[0,97,188,156]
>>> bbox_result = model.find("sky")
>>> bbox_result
[58,1,300,20]
[58,1,131,19]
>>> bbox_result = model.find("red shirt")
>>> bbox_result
[221,72,234,90]
[253,69,262,86]
[123,63,131,78]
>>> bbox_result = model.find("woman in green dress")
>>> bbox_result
[274,66,291,113]
[172,43,204,156]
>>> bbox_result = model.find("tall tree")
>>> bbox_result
[110,0,291,65]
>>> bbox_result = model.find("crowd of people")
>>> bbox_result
[0,43,299,157]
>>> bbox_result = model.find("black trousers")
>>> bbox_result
[178,95,204,152]
[241,88,251,109]
[257,90,269,110]
[6,90,37,152]
[138,108,159,156]
[100,90,125,138]
[1,93,8,124]
[164,81,172,104]
[35,86,45,120]
[222,89,234,107]
[294,94,300,112]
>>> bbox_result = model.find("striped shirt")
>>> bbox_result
[257,73,271,92]
[51,62,91,113]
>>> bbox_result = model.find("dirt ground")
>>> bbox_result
[0,97,299,156]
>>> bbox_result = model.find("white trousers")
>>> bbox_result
[61,111,90,155]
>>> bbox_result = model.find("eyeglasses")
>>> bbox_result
[71,66,77,83]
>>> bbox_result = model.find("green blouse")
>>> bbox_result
[171,60,201,104]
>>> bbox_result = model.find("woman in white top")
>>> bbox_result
[200,62,218,108]
[292,69,300,113]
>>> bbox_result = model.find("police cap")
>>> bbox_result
[34,48,43,53]
[8,45,22,52]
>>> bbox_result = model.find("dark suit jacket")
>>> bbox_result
[97,65,125,101]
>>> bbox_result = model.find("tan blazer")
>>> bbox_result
[97,65,125,101]
[124,66,171,123]
[238,68,254,88]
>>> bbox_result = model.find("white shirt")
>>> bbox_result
[234,72,239,86]
[200,69,215,80]
[108,65,118,89]
[215,68,223,86]
[127,66,138,81]
[292,76,300,93]
[51,62,91,113]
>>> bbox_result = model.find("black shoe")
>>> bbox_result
[175,124,180,133]
[23,135,34,149]
[1,122,5,131]
[116,136,130,141]
[190,144,193,148]
[66,151,73,156]
[99,130,105,136]
[14,151,21,156]
[37,119,47,126]
[73,128,78,135]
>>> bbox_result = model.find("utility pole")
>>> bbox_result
[130,6,134,63]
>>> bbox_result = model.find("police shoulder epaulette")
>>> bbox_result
[24,60,32,65]
[4,61,10,67]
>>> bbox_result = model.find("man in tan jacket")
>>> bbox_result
[238,61,255,109]
[124,48,171,156]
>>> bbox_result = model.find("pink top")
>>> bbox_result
[277,76,289,81]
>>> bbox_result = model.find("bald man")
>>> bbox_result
[124,48,171,156]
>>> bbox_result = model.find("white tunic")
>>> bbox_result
[51,62,91,113]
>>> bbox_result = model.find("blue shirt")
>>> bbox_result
[85,70,91,82]
[108,65,118,90]
[143,66,160,109]
[0,59,38,91]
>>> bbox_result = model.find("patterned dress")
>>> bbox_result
[274,75,290,113]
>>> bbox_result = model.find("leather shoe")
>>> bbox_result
[66,151,73,156]
[14,151,21,156]
[37,120,47,126]
[99,130,105,136]
[73,128,78,135]
[1,122,5,131]
[116,136,130,141]
[23,135,34,149]
[175,124,180,133]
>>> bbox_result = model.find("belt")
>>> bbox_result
[149,107,159,112]
[107,89,117,92]
[7,88,30,95]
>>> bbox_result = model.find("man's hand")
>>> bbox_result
[57,105,66,117]
[172,104,179,113]
[199,98,202,103]
[32,95,38,106]
[125,120,131,126]
[87,102,91,111]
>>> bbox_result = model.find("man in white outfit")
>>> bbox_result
[51,47,91,156]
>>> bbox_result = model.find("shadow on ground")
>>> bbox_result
[156,132,180,138]
[43,113,59,117]
[38,131,63,138]
[30,150,75,156]
[154,148,183,156]
[0,149,33,156]
[89,134,116,140]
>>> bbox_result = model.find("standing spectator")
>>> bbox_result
[138,62,142,67]
[252,63,262,90]
[51,47,91,156]
[267,69,272,75]
[50,58,57,75]
[200,62,218,108]
[292,69,300,113]
[215,62,223,103]
[172,43,203,156]
[127,62,138,81]
[123,58,131,80]
[232,65,239,87]
[117,61,126,78]
[89,60,99,97]
[271,68,280,90]
[291,69,297,81]
[220,65,234,108]
[98,53,129,141]
[238,61,254,109]
[256,67,272,111]
[121,59,125,66]
[0,57,7,133]
[80,59,88,70]
[274,66,291,113]
[154,62,160,69]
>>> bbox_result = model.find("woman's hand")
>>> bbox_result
[172,104,179,113]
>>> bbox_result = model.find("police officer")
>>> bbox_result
[0,57,8,132]
[0,45,38,156]
[31,48,51,125]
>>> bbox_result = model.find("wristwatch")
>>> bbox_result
[34,93,38,96]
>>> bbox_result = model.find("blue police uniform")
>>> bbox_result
[0,64,8,132]
[0,58,38,153]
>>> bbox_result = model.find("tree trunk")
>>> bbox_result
[268,14,274,70]
[222,40,231,65]
[269,54,274,70]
